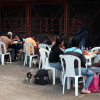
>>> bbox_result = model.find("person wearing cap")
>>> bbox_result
[49,37,64,70]
[0,31,13,52]
[0,31,15,61]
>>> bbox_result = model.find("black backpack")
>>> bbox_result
[34,69,49,85]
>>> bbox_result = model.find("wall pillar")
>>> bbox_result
[64,1,68,36]
[26,2,30,37]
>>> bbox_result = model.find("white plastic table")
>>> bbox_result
[85,53,97,68]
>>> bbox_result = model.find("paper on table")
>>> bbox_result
[13,41,18,43]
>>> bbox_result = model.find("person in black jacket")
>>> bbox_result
[49,37,64,70]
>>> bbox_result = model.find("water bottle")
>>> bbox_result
[81,45,83,50]
[86,47,88,51]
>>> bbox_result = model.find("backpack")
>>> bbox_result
[34,69,49,85]
[88,74,100,93]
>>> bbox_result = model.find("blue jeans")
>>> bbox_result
[49,62,62,70]
[90,67,100,74]
[73,67,94,89]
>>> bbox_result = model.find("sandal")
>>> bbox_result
[81,88,91,94]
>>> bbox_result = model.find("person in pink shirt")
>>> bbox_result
[0,32,15,61]
[0,32,13,53]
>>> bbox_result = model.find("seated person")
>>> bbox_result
[13,34,23,60]
[92,49,100,63]
[49,37,64,70]
[13,34,20,41]
[64,38,94,94]
[25,34,38,65]
[45,35,55,46]
[25,34,37,54]
[90,60,100,74]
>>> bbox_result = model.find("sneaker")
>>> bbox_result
[81,88,91,94]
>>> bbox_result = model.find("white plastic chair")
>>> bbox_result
[39,48,56,85]
[91,47,100,52]
[91,47,100,63]
[60,55,85,96]
[0,42,11,65]
[23,43,37,68]
[38,43,51,51]
[38,43,51,69]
